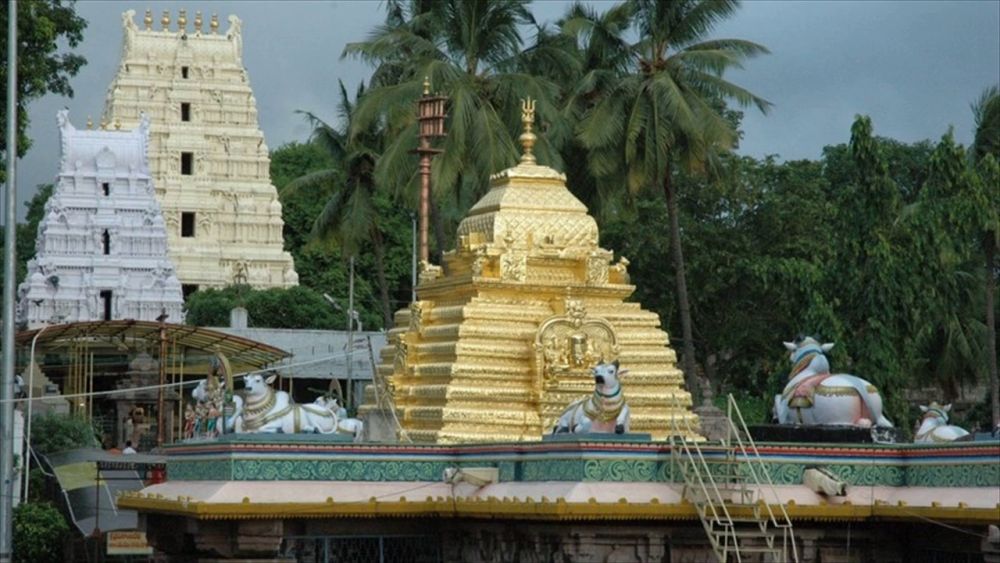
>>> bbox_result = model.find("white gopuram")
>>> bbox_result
[16,110,185,328]
[101,9,298,291]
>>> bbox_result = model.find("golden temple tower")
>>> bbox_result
[361,100,699,443]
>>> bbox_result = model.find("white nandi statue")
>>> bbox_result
[914,402,969,443]
[774,337,893,429]
[553,360,631,434]
[314,395,365,442]
[239,373,341,434]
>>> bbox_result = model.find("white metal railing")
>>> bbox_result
[725,394,799,562]
[671,398,799,563]
[671,414,742,561]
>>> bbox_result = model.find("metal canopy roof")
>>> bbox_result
[16,320,289,368]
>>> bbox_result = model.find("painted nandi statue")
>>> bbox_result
[774,337,893,429]
[914,402,969,443]
[314,395,365,442]
[239,373,341,434]
[553,360,631,434]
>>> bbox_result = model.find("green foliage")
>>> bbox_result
[0,184,54,290]
[29,413,98,454]
[184,285,351,330]
[12,502,70,563]
[0,0,87,176]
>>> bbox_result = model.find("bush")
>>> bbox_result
[13,502,70,563]
[29,413,99,454]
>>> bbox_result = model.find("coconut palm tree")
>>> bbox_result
[578,0,771,400]
[343,0,568,255]
[970,85,1000,427]
[284,81,395,327]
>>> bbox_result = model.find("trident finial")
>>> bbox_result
[519,98,537,164]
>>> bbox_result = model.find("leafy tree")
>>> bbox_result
[0,0,87,177]
[0,183,53,289]
[271,141,335,253]
[344,0,566,254]
[545,2,634,217]
[183,285,359,330]
[13,502,69,563]
[578,0,771,399]
[825,116,929,430]
[909,132,988,397]
[29,412,98,454]
[285,82,400,326]
[970,85,1000,427]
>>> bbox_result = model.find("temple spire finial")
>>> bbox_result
[422,76,431,96]
[519,98,537,164]
[144,9,153,30]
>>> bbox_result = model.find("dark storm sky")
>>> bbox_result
[9,0,1000,220]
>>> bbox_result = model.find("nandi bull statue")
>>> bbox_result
[774,337,893,429]
[914,402,970,443]
[239,373,344,435]
[553,360,631,434]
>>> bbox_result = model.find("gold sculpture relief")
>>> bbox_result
[533,298,620,390]
[500,252,526,282]
[585,253,609,285]
[409,301,427,332]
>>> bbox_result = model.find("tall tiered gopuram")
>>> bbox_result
[17,110,184,328]
[362,102,699,443]
[102,9,297,291]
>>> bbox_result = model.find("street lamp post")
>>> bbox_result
[156,311,168,447]
[2,2,19,559]
[22,324,51,503]
[411,78,446,266]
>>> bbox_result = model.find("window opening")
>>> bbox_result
[101,182,110,196]
[181,66,189,79]
[182,284,199,299]
[102,230,111,255]
[181,152,193,175]
[100,290,113,321]
[181,212,196,237]
[181,102,191,122]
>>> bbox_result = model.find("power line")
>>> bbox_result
[2,351,364,405]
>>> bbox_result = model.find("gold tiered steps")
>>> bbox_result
[360,99,699,443]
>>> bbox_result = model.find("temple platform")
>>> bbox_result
[118,437,1000,561]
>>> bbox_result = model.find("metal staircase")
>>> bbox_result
[670,395,798,562]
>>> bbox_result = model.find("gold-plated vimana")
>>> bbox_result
[359,99,700,443]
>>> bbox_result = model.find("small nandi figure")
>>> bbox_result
[314,396,365,442]
[914,402,969,443]
[774,336,893,429]
[553,360,631,434]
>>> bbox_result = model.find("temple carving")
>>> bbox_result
[101,10,297,290]
[362,101,699,443]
